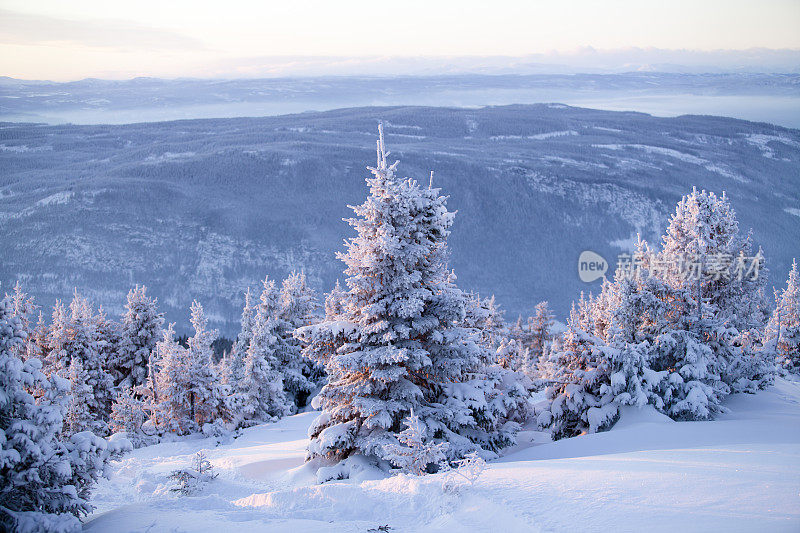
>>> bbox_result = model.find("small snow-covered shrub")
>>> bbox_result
[168,452,218,496]
[440,451,486,493]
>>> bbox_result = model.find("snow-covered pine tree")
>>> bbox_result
[463,293,507,351]
[281,271,318,329]
[527,301,554,362]
[183,301,227,431]
[42,299,71,377]
[0,296,130,532]
[768,260,800,373]
[279,271,320,407]
[495,338,523,370]
[221,287,255,387]
[63,357,96,436]
[324,280,347,319]
[539,320,618,440]
[298,281,351,392]
[111,285,164,391]
[5,281,38,361]
[510,315,526,344]
[539,232,747,439]
[481,295,506,349]
[659,188,773,392]
[62,292,116,435]
[660,189,767,328]
[236,278,292,425]
[152,324,193,434]
[110,387,150,448]
[298,126,516,472]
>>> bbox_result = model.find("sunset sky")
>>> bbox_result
[1,0,799,80]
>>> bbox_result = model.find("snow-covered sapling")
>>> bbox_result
[168,451,218,496]
[441,451,486,493]
[384,409,449,475]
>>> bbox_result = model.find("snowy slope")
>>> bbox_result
[84,378,800,532]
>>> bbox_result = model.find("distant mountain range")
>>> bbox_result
[1,104,798,334]
[1,73,800,127]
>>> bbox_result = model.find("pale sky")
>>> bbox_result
[1,0,799,80]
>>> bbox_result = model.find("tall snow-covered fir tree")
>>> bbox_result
[463,293,507,351]
[768,260,800,372]
[59,292,116,435]
[152,323,192,434]
[297,126,517,473]
[324,280,347,318]
[64,357,97,436]
[183,301,227,430]
[279,271,319,407]
[43,299,70,377]
[658,189,773,392]
[5,281,38,361]
[111,285,164,391]
[527,301,554,363]
[660,189,768,331]
[221,287,255,387]
[235,277,292,425]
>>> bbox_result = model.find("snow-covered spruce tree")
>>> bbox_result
[63,357,96,436]
[495,338,524,370]
[527,301,554,363]
[463,293,507,351]
[235,278,292,425]
[183,301,227,432]
[539,226,766,439]
[297,127,517,474]
[0,297,130,532]
[5,281,38,361]
[660,189,767,329]
[538,319,618,440]
[297,281,351,397]
[220,287,255,387]
[324,280,347,319]
[42,299,71,377]
[110,387,150,448]
[600,255,731,421]
[59,293,116,435]
[659,189,773,392]
[111,285,164,391]
[768,260,800,373]
[152,324,192,434]
[279,271,320,408]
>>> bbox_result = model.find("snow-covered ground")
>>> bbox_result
[85,378,800,532]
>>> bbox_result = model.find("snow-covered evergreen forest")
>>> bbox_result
[2,125,799,532]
